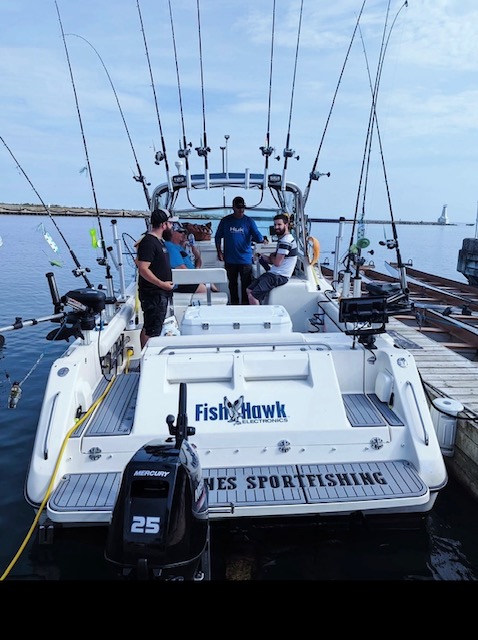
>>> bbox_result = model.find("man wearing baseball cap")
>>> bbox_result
[163,220,217,294]
[215,196,267,304]
[136,207,174,347]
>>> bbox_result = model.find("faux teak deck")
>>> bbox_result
[387,317,478,501]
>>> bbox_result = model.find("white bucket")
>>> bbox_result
[430,397,463,457]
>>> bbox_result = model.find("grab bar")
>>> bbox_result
[43,392,60,460]
[405,380,429,445]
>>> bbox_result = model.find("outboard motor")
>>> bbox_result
[105,383,209,580]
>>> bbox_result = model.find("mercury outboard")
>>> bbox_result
[105,382,210,580]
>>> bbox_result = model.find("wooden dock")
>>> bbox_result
[388,316,478,501]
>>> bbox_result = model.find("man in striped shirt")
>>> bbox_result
[247,213,297,305]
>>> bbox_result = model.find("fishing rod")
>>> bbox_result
[280,0,303,193]
[0,135,93,288]
[365,1,410,296]
[303,0,367,209]
[168,0,192,191]
[194,0,211,189]
[55,1,115,305]
[260,0,278,190]
[0,312,65,349]
[345,1,409,297]
[342,3,393,296]
[66,33,152,213]
[136,0,173,199]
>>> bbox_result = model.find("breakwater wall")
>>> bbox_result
[1,203,471,225]
[0,203,148,218]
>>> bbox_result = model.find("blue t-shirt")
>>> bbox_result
[215,214,264,265]
[164,241,194,269]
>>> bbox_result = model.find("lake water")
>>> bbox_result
[1,215,478,581]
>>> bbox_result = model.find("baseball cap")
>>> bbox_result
[172,221,186,232]
[150,207,171,226]
[232,196,246,208]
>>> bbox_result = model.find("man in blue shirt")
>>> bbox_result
[164,220,213,294]
[215,196,266,304]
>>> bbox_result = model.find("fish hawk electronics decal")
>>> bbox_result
[195,396,288,425]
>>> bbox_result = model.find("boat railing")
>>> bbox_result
[405,380,430,446]
[42,391,61,460]
[149,338,332,354]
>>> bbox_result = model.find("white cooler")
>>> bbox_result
[181,304,293,335]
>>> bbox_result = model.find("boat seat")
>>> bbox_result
[172,267,228,305]
[172,267,229,324]
[266,277,319,332]
[267,277,311,305]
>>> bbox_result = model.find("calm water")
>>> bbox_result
[1,215,478,581]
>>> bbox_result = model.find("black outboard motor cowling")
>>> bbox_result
[105,438,209,580]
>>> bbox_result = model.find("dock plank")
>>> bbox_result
[388,317,478,416]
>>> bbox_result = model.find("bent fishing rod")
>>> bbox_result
[66,33,152,213]
[0,135,93,288]
[55,1,114,302]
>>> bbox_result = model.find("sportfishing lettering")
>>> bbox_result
[205,470,388,492]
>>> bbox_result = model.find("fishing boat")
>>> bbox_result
[0,1,448,581]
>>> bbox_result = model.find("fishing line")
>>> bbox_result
[280,0,304,191]
[0,134,93,287]
[55,1,114,300]
[66,33,152,212]
[260,0,277,188]
[136,0,172,197]
[352,2,392,239]
[359,1,409,286]
[303,0,367,208]
[195,0,211,183]
[342,2,393,276]
[4,354,44,409]
[345,1,408,286]
[167,0,192,189]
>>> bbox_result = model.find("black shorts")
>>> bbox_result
[247,272,288,302]
[140,291,171,337]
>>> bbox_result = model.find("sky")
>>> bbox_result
[1,0,478,223]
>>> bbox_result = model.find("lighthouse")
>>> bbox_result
[437,204,449,224]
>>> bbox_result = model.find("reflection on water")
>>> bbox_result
[3,475,477,581]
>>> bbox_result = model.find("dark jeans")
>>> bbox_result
[225,263,253,305]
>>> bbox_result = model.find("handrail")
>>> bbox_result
[152,338,332,355]
[405,380,429,445]
[43,392,60,460]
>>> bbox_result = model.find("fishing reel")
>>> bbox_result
[379,238,398,250]
[283,147,299,161]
